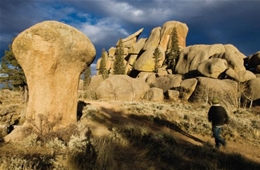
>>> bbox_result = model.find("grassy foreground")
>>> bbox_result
[0,100,260,170]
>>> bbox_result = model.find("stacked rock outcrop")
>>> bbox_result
[96,21,189,75]
[94,20,260,107]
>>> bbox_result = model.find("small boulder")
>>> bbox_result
[179,78,198,100]
[144,87,164,102]
[197,58,228,79]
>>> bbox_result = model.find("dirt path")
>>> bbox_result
[175,132,260,163]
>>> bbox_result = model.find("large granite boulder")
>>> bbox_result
[88,75,104,92]
[244,78,260,101]
[95,75,150,100]
[175,44,246,81]
[197,58,228,79]
[154,74,183,92]
[128,38,147,55]
[137,72,156,86]
[134,27,162,72]
[133,21,188,72]
[134,47,165,72]
[142,27,161,51]
[7,21,96,141]
[159,21,188,51]
[190,77,238,108]
[248,51,260,73]
[175,44,225,75]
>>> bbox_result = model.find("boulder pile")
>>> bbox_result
[93,20,260,108]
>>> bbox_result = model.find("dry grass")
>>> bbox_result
[0,90,260,169]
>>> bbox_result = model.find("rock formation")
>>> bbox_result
[6,20,96,141]
[93,20,259,107]
[244,78,260,101]
[144,87,164,101]
[96,75,150,101]
[190,77,238,107]
[247,51,260,73]
[96,20,188,74]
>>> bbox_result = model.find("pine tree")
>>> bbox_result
[166,27,180,71]
[0,44,26,90]
[153,47,161,73]
[99,48,109,79]
[113,38,126,75]
[83,66,91,89]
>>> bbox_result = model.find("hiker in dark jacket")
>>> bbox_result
[208,97,229,149]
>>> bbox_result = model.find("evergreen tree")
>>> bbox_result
[0,44,26,90]
[113,38,125,75]
[83,66,91,89]
[99,48,109,79]
[166,27,180,71]
[153,47,161,73]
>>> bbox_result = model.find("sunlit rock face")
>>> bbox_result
[11,20,96,131]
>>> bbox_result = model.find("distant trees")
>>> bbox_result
[165,27,180,72]
[99,48,109,79]
[0,44,27,90]
[113,39,126,75]
[153,47,161,73]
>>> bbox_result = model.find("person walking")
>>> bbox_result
[208,97,229,149]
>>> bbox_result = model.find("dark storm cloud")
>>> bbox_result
[183,0,260,55]
[0,0,55,55]
[0,0,259,64]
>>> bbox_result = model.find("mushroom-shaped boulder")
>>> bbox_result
[11,21,96,135]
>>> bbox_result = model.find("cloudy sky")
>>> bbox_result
[1,0,260,74]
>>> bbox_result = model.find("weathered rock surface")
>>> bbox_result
[95,75,150,100]
[88,75,105,92]
[159,21,189,51]
[134,27,162,72]
[144,87,164,101]
[197,58,228,79]
[248,51,260,73]
[236,70,256,82]
[190,77,238,108]
[244,78,260,101]
[128,38,147,54]
[175,44,246,81]
[154,74,183,92]
[137,72,156,85]
[179,78,198,100]
[165,90,180,101]
[142,27,161,51]
[116,28,144,48]
[98,20,188,74]
[10,21,96,138]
